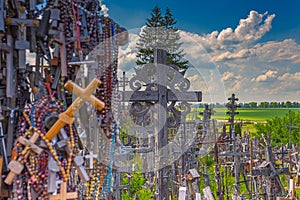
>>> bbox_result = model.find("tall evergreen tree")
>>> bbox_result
[136,6,188,70]
[163,7,188,70]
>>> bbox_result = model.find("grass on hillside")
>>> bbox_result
[211,108,300,122]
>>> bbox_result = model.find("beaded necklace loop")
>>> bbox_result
[24,109,75,182]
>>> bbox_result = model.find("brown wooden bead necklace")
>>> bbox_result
[23,110,75,182]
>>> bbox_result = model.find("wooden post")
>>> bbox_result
[0,156,7,198]
[0,0,4,32]
[5,34,14,98]
[169,190,173,200]
[178,187,187,200]
[16,6,29,70]
[49,182,77,200]
[45,78,105,140]
[233,128,241,194]
[277,179,296,200]
[47,156,60,193]
[59,27,68,77]
[195,193,201,200]
[289,179,295,199]
[250,135,253,198]
[6,34,17,159]
[0,157,2,195]
[203,186,215,200]
[29,0,36,11]
[155,48,169,200]
[0,118,8,169]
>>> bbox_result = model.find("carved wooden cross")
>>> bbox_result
[51,24,68,90]
[45,78,105,140]
[6,17,39,50]
[49,182,77,200]
[17,133,43,155]
[5,10,39,69]
[5,131,42,185]
[85,150,97,169]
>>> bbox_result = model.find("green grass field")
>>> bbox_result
[211,108,300,122]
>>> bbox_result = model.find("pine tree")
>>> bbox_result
[136,5,163,65]
[163,7,188,70]
[136,6,188,70]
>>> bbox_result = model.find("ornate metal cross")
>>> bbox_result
[121,48,202,200]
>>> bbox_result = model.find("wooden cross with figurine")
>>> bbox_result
[5,130,42,185]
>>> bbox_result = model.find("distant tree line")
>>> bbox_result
[196,101,300,109]
[239,101,300,108]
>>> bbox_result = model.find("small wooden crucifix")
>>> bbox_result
[49,182,77,200]
[5,131,43,185]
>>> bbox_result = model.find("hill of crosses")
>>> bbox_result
[0,1,299,200]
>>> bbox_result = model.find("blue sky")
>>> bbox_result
[103,0,300,103]
[108,0,300,43]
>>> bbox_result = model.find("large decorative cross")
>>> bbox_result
[121,49,202,200]
[45,78,105,140]
[49,182,77,200]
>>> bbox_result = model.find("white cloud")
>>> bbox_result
[191,10,276,57]
[252,70,278,82]
[253,39,300,63]
[214,49,251,62]
[278,72,300,81]
[101,5,109,17]
[118,32,140,71]
[117,10,300,102]
[222,72,234,81]
[235,11,275,42]
[26,50,36,65]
